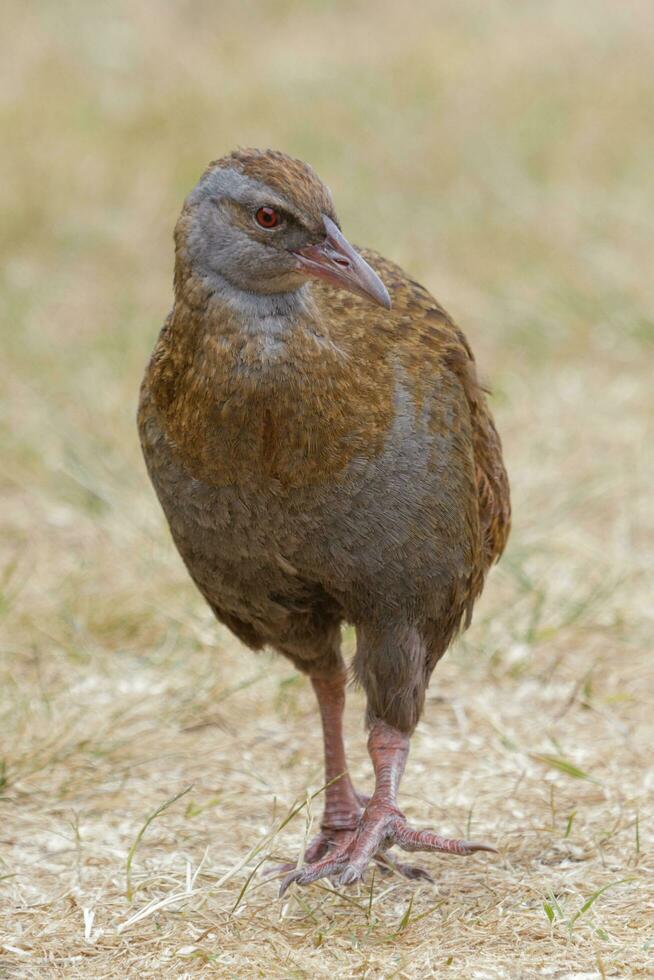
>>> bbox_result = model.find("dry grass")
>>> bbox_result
[1,1,653,976]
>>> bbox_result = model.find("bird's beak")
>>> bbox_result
[293,214,392,310]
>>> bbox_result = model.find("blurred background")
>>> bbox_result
[2,1,652,975]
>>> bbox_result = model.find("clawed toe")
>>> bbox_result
[338,865,362,886]
[278,868,304,897]
[395,862,434,882]
[374,852,434,882]
[269,824,354,882]
[279,853,349,897]
[392,821,497,857]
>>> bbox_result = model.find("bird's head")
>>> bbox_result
[176,148,391,310]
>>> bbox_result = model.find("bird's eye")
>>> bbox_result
[255,206,280,229]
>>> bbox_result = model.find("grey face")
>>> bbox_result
[180,164,392,311]
[183,167,323,296]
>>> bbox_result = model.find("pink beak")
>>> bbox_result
[293,214,392,310]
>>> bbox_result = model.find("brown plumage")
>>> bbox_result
[138,149,510,891]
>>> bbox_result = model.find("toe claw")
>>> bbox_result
[265,861,296,878]
[339,865,360,886]
[397,863,434,882]
[463,841,498,855]
[279,869,302,898]
[374,852,434,883]
[278,852,349,896]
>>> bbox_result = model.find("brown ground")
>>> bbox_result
[1,1,653,976]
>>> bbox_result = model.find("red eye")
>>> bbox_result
[255,206,279,229]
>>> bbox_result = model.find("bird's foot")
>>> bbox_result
[268,825,356,877]
[270,824,433,884]
[279,800,496,895]
[268,788,372,877]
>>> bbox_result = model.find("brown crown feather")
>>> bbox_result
[208,147,338,225]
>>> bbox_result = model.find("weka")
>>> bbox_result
[138,149,510,891]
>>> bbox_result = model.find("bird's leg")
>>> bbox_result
[269,671,364,874]
[311,672,363,834]
[280,719,496,894]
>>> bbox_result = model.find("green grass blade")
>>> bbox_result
[125,784,193,900]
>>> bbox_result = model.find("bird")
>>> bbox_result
[138,148,510,893]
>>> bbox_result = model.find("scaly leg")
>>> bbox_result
[311,672,363,835]
[270,671,362,873]
[273,675,426,878]
[280,720,495,894]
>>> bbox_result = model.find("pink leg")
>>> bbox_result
[311,672,362,833]
[280,719,496,894]
[269,672,364,874]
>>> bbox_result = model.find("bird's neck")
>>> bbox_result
[146,271,393,487]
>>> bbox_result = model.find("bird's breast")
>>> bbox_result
[145,315,395,489]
